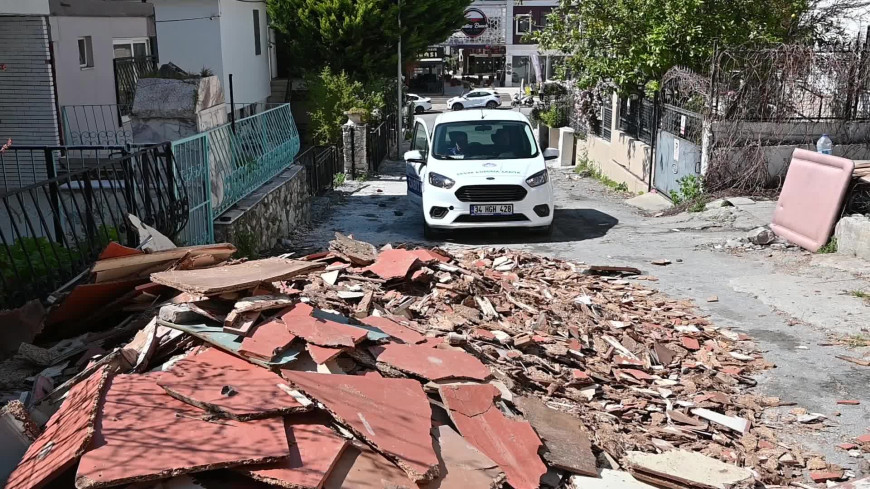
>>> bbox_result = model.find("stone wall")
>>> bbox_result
[213,165,311,254]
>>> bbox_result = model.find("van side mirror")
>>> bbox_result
[543,148,559,161]
[404,150,425,163]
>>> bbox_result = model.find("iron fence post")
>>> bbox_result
[44,149,64,242]
[121,147,138,245]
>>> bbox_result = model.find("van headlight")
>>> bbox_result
[429,172,455,189]
[526,170,549,187]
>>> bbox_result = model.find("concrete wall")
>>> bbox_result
[1,0,49,15]
[583,93,652,194]
[49,16,152,108]
[151,0,223,79]
[214,164,311,253]
[218,0,271,105]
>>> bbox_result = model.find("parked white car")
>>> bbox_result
[404,110,557,237]
[407,93,432,114]
[446,89,502,111]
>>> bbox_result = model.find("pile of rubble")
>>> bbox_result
[1,233,867,489]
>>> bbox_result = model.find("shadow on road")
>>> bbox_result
[440,208,619,245]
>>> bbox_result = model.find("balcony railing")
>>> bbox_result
[113,56,159,116]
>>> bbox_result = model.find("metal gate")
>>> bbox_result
[654,105,703,195]
[653,69,705,196]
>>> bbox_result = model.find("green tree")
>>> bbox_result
[533,0,858,91]
[268,0,471,80]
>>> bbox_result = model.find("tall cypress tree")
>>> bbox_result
[269,0,471,80]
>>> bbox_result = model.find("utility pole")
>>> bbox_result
[397,0,403,156]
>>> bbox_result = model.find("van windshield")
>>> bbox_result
[432,121,539,160]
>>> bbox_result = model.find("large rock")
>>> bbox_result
[835,215,870,261]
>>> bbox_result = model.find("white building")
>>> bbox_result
[148,0,278,114]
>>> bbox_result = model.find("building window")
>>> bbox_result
[113,39,150,59]
[515,14,532,35]
[253,9,262,56]
[78,36,94,68]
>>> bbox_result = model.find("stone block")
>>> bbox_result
[835,215,870,261]
[558,127,574,167]
[342,123,368,176]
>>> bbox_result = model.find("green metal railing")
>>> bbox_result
[172,104,300,245]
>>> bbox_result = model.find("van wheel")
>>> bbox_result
[452,103,464,111]
[486,101,498,109]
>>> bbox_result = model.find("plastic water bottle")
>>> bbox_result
[817,134,833,155]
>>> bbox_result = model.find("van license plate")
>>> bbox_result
[470,204,513,215]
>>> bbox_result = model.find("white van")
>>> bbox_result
[404,110,557,238]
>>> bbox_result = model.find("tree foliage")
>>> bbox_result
[268,0,471,80]
[307,67,388,145]
[533,0,864,91]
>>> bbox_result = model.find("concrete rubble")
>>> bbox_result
[0,232,865,488]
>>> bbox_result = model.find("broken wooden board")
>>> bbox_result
[329,233,377,266]
[120,318,159,373]
[237,413,349,488]
[157,347,312,420]
[438,383,547,489]
[76,373,289,488]
[625,450,754,489]
[5,367,109,489]
[151,258,322,295]
[368,342,491,381]
[430,425,505,489]
[323,441,416,489]
[91,243,236,283]
[282,370,439,482]
[45,278,146,327]
[691,408,751,434]
[224,310,261,336]
[233,295,296,313]
[157,321,301,368]
[513,396,597,477]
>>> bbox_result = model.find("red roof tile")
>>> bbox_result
[282,371,439,482]
[359,316,426,344]
[368,342,490,381]
[240,319,297,361]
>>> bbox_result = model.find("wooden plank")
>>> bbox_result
[151,258,322,295]
[91,243,236,283]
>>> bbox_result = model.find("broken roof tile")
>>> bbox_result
[5,367,109,489]
[322,442,415,489]
[359,316,426,344]
[364,250,421,281]
[307,344,346,365]
[439,383,547,489]
[410,249,450,264]
[238,413,348,488]
[282,371,439,482]
[282,312,367,348]
[76,373,288,488]
[430,425,505,489]
[240,319,298,361]
[514,396,597,477]
[368,342,491,381]
[157,347,312,420]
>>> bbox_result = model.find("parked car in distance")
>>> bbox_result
[407,93,432,114]
[446,89,502,111]
[404,109,557,238]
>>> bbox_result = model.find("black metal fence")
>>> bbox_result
[296,145,341,195]
[0,144,187,309]
[367,112,398,174]
[113,56,159,117]
[618,95,659,145]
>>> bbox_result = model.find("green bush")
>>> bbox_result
[538,105,568,128]
[0,225,120,282]
[669,175,706,212]
[307,67,389,146]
